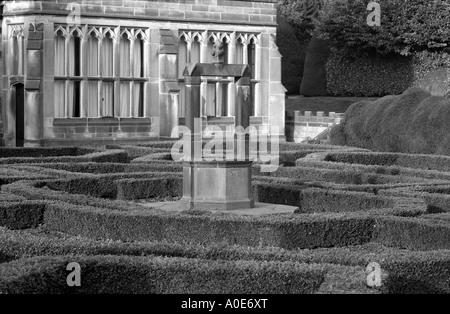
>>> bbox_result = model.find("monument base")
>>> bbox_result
[145,201,298,216]
[182,161,254,210]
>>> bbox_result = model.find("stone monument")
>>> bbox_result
[181,41,254,210]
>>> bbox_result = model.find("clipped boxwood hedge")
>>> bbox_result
[0,255,325,294]
[373,216,450,251]
[325,151,450,172]
[0,150,129,165]
[0,147,93,158]
[42,200,378,250]
[116,177,182,200]
[424,194,450,213]
[0,201,46,230]
[253,182,395,212]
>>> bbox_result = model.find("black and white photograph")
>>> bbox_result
[0,0,449,301]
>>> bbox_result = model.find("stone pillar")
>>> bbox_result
[24,23,44,147]
[182,74,201,210]
[113,33,120,118]
[268,35,286,140]
[159,29,180,138]
[235,76,251,161]
[148,29,159,120]
[226,33,236,117]
[42,22,56,141]
[143,29,151,118]
[254,41,262,117]
[200,31,208,117]
[258,34,270,121]
[183,75,201,162]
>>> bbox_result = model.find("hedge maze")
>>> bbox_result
[0,142,449,294]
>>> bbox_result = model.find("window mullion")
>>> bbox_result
[80,35,88,118]
[130,35,135,118]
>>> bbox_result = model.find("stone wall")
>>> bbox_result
[286,111,343,143]
[1,0,284,147]
[3,0,278,26]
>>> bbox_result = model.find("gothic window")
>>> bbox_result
[248,40,256,79]
[10,25,24,76]
[54,25,149,119]
[102,31,114,77]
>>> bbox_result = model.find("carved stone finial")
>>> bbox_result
[212,41,225,63]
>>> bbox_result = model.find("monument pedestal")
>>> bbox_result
[182,161,254,210]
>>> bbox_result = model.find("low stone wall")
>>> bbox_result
[286,111,343,143]
[42,117,159,146]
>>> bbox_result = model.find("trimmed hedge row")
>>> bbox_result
[2,226,450,293]
[295,159,450,181]
[0,255,325,294]
[43,201,377,250]
[131,153,176,163]
[0,150,129,165]
[1,180,162,213]
[30,162,183,175]
[373,217,450,251]
[325,152,450,172]
[0,201,46,230]
[105,144,171,159]
[116,177,182,200]
[41,200,450,251]
[424,194,450,213]
[0,147,93,158]
[253,182,395,212]
[0,192,26,202]
[260,166,427,185]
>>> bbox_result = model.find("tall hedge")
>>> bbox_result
[317,0,450,57]
[330,87,450,155]
[277,15,307,94]
[326,49,450,97]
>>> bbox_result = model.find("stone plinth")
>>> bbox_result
[182,161,254,210]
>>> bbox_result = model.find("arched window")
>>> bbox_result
[54,25,149,119]
[102,32,114,77]
[248,38,256,79]
[54,29,66,118]
[87,32,99,117]
[101,31,114,117]
[120,32,131,77]
[68,32,82,117]
[191,35,201,64]
[87,32,99,76]
[236,37,244,65]
[54,30,66,76]
[134,33,145,78]
[11,26,24,76]
[68,33,82,77]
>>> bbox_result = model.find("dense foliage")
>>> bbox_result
[331,87,450,155]
[316,0,450,57]
[278,0,329,35]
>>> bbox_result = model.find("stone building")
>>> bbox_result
[0,0,285,147]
